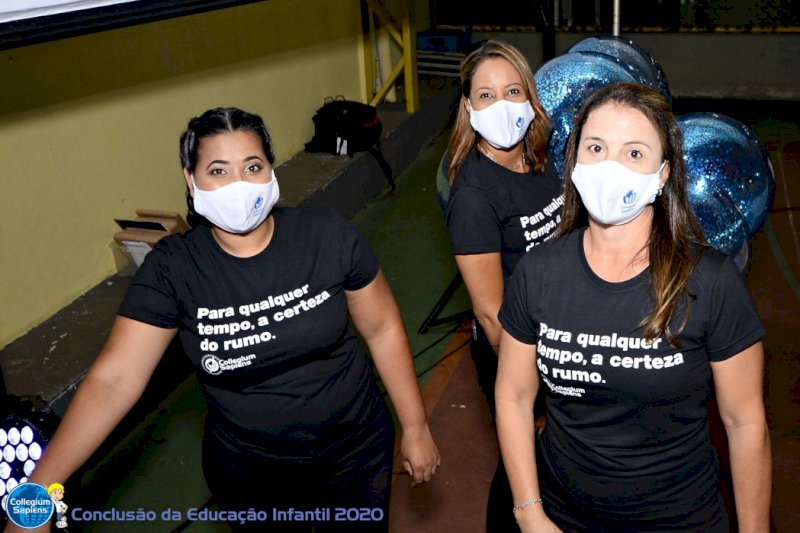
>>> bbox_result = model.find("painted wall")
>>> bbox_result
[474,31,800,101]
[605,33,800,101]
[0,0,429,350]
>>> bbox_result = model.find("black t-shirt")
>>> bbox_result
[499,229,765,522]
[446,150,564,279]
[118,207,384,459]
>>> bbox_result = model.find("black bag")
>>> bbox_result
[305,96,395,192]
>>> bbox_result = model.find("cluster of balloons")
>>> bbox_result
[534,35,775,269]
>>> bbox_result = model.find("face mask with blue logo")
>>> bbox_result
[571,160,666,226]
[192,170,280,234]
[468,99,535,149]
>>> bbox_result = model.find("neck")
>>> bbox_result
[477,140,527,172]
[210,215,275,258]
[584,208,654,282]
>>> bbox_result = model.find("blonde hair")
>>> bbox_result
[47,483,64,495]
[447,40,551,184]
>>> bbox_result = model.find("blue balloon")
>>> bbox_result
[685,172,750,258]
[529,38,772,270]
[566,34,671,103]
[535,51,641,176]
[678,112,775,246]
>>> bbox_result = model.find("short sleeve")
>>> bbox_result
[332,211,380,291]
[446,185,502,254]
[117,244,180,328]
[498,260,539,345]
[705,255,765,361]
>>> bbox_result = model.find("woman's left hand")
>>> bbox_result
[400,423,441,486]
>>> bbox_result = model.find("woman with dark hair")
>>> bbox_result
[12,107,439,532]
[444,39,563,531]
[496,83,771,532]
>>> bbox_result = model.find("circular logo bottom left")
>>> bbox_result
[5,483,54,529]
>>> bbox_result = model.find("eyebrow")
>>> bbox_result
[582,135,654,149]
[473,82,523,92]
[205,155,264,170]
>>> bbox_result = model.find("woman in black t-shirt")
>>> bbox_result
[14,107,439,533]
[497,83,771,532]
[444,40,562,532]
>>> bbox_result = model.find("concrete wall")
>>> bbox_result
[0,0,429,350]
[474,31,800,101]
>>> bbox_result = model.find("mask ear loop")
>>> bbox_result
[657,161,668,196]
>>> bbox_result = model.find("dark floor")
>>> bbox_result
[2,93,798,532]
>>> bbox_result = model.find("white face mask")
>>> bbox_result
[571,160,666,226]
[468,99,535,149]
[192,170,280,234]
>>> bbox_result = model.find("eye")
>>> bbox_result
[246,163,263,173]
[508,87,521,96]
[587,144,603,154]
[477,91,493,100]
[209,168,227,176]
[629,149,643,159]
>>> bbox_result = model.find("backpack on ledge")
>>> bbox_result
[305,96,395,192]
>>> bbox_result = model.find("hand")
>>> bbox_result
[514,505,562,533]
[399,423,440,486]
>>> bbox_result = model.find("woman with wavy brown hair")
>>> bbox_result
[497,82,771,532]
[444,40,563,531]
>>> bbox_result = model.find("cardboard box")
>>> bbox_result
[113,209,189,267]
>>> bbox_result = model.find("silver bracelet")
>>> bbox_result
[512,497,543,514]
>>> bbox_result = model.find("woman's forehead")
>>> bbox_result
[197,130,264,159]
[582,102,660,141]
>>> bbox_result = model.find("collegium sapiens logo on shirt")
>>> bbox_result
[201,354,256,375]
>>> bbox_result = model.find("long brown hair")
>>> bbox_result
[558,83,707,345]
[447,40,551,183]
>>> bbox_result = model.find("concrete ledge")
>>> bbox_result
[280,85,459,217]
